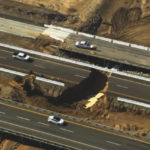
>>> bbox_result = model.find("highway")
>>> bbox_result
[0,17,150,71]
[0,48,150,103]
[0,100,150,150]
[0,17,45,39]
[108,75,150,103]
[64,34,150,70]
[0,49,90,84]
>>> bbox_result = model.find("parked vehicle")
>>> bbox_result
[12,52,30,61]
[75,41,96,50]
[48,116,65,125]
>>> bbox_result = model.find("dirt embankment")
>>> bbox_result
[98,0,150,46]
[10,0,150,47]
[0,140,43,150]
[1,70,150,138]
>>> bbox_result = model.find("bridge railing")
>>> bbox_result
[0,127,73,150]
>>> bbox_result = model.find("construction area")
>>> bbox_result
[0,0,150,149]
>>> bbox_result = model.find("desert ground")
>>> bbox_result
[0,0,150,149]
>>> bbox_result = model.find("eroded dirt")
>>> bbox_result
[1,0,150,149]
[0,72,150,140]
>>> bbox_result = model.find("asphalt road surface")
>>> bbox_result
[1,48,150,103]
[0,17,44,39]
[0,101,150,150]
[0,17,150,70]
[0,49,90,84]
[64,34,150,70]
[108,75,150,103]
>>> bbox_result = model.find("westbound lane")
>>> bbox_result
[0,47,150,103]
[0,101,150,150]
[0,49,90,84]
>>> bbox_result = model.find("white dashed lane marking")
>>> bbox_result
[38,122,49,126]
[34,64,45,69]
[17,116,30,121]
[106,140,120,146]
[0,111,5,114]
[74,74,86,78]
[60,128,74,133]
[116,84,128,89]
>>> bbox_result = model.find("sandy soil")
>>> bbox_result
[1,0,150,149]
[14,0,102,16]
[12,0,150,46]
[0,140,43,150]
[0,74,150,137]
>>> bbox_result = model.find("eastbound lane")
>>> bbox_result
[0,101,150,150]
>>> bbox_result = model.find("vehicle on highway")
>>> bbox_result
[48,116,65,125]
[75,41,96,50]
[12,52,30,61]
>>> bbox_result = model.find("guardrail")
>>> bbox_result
[0,67,65,87]
[45,24,150,52]
[0,42,150,82]
[1,97,148,142]
[0,127,74,150]
[117,97,150,109]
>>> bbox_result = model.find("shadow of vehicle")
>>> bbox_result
[27,58,34,63]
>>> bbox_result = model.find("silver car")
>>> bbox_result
[48,116,65,125]
[12,52,30,61]
[75,41,96,50]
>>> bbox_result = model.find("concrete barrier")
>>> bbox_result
[112,40,130,46]
[0,67,65,86]
[117,97,150,109]
[130,44,148,51]
[0,98,143,141]
[0,127,73,150]
[44,24,76,34]
[0,42,150,82]
[78,32,94,38]
[44,25,150,53]
[95,36,112,42]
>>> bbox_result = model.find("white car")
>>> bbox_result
[48,116,65,125]
[75,41,96,50]
[12,52,30,61]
